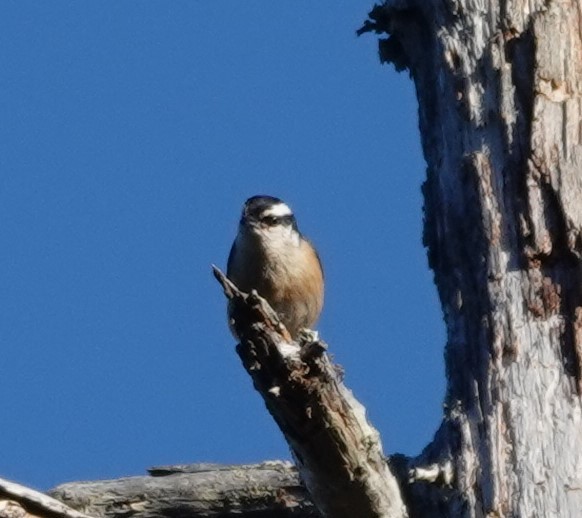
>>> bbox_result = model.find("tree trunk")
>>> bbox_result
[361,0,582,516]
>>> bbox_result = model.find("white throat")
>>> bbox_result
[237,221,301,256]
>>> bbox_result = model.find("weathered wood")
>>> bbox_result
[0,477,93,518]
[213,266,408,518]
[49,462,318,518]
[360,1,582,516]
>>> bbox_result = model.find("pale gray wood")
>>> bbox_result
[0,477,93,518]
[49,462,319,518]
[359,1,582,516]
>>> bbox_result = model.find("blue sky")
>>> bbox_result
[0,2,445,490]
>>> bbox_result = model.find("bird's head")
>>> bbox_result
[239,195,300,247]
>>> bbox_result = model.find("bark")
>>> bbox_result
[212,267,408,518]
[359,0,582,516]
[44,458,413,518]
[48,462,318,518]
[0,477,93,518]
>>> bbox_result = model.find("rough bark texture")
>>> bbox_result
[213,267,408,518]
[48,462,318,518]
[0,477,93,518]
[360,1,582,516]
[43,458,415,518]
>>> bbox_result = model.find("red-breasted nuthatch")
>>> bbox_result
[227,195,324,340]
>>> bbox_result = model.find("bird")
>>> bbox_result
[226,195,324,340]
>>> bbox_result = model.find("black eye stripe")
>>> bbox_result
[262,216,278,225]
[261,215,293,226]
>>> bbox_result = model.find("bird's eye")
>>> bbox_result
[262,216,279,226]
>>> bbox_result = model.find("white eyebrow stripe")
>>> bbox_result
[262,203,293,218]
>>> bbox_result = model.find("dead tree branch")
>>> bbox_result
[0,477,93,518]
[212,266,408,518]
[48,462,316,518]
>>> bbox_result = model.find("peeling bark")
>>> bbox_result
[360,1,582,516]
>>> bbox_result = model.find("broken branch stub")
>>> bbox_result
[212,266,408,518]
